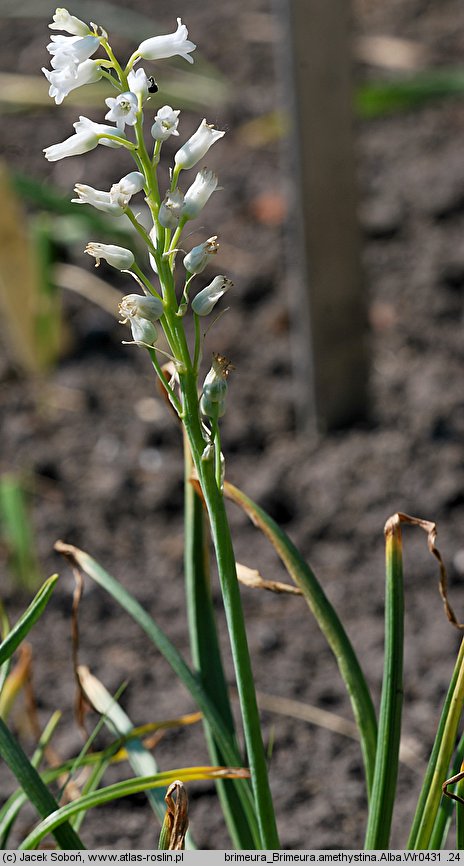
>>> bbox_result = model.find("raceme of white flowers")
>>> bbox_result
[43,8,233,420]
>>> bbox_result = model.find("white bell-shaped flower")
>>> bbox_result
[73,116,126,148]
[85,243,135,270]
[192,276,233,316]
[174,120,225,171]
[42,58,102,105]
[72,171,145,214]
[136,18,196,64]
[105,92,138,131]
[44,126,98,161]
[151,106,180,142]
[72,184,123,215]
[110,172,145,207]
[44,116,125,161]
[47,34,100,74]
[49,9,90,36]
[182,169,219,220]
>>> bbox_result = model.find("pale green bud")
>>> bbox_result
[119,293,164,322]
[192,276,233,316]
[183,236,218,275]
[200,353,232,418]
[158,189,184,229]
[119,293,163,347]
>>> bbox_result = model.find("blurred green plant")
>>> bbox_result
[0,473,41,592]
[356,68,464,117]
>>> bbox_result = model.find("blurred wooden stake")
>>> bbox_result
[0,162,39,372]
[284,0,369,430]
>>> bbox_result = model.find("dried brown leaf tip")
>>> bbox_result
[236,562,302,595]
[384,512,464,630]
[442,763,464,806]
[212,352,234,378]
[161,781,189,850]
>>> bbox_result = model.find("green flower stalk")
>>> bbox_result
[42,6,279,848]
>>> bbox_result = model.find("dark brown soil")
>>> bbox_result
[2,0,464,851]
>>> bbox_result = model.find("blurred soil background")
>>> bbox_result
[2,0,464,850]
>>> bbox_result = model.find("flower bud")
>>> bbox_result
[151,106,180,142]
[158,189,184,229]
[128,68,150,100]
[200,353,232,418]
[136,18,196,64]
[182,169,218,220]
[183,236,218,275]
[109,172,145,207]
[191,276,233,316]
[119,293,164,322]
[119,293,163,347]
[85,243,135,270]
[174,120,225,171]
[129,318,158,345]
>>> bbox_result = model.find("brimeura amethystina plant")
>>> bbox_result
[2,6,464,853]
